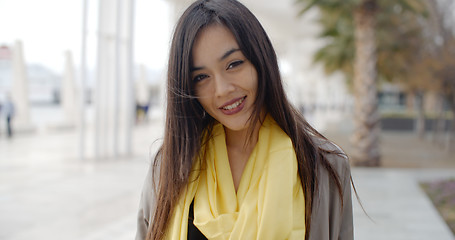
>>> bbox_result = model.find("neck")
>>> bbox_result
[223,112,266,192]
[224,111,265,151]
[224,123,261,151]
[224,119,261,192]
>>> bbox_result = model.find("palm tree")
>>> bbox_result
[296,0,426,166]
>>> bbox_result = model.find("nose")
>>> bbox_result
[213,74,235,98]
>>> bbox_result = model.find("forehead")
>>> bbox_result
[192,24,239,64]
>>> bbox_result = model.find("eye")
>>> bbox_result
[227,60,244,70]
[193,74,208,83]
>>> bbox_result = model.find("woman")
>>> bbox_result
[136,0,354,239]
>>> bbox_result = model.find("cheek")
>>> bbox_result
[197,97,210,111]
[195,87,212,111]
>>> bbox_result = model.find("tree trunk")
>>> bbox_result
[432,94,445,146]
[450,93,455,153]
[445,99,455,153]
[449,108,455,153]
[414,90,425,139]
[351,0,381,166]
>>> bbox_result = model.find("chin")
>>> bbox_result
[221,119,251,132]
[224,125,247,132]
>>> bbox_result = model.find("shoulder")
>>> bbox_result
[136,164,158,239]
[311,135,351,180]
[141,164,159,216]
[309,136,354,240]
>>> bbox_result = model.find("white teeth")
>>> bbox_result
[223,97,244,110]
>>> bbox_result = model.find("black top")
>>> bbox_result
[188,201,208,240]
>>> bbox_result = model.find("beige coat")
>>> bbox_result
[135,139,354,240]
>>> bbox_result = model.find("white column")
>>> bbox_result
[79,0,88,160]
[95,0,135,159]
[126,0,136,155]
[11,40,33,132]
[62,51,78,126]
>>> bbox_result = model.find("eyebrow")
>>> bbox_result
[220,48,240,61]
[190,48,240,72]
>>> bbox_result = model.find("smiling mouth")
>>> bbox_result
[220,96,246,110]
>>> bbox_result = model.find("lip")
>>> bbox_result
[219,96,247,115]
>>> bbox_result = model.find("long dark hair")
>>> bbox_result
[148,0,345,239]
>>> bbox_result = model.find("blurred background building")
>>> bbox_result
[0,0,354,157]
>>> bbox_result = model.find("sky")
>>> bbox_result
[0,0,171,74]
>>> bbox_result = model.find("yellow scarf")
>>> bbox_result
[166,116,305,239]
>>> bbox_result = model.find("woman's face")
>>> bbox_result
[191,24,258,132]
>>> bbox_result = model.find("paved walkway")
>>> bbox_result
[352,168,454,240]
[0,114,454,239]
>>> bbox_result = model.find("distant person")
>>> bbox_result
[3,95,15,138]
[136,1,354,240]
[135,77,151,124]
[135,102,150,124]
